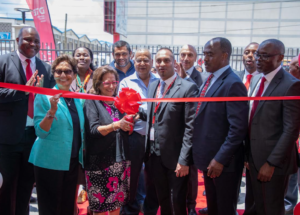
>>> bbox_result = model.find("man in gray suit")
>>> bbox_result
[246,39,300,215]
[139,47,198,215]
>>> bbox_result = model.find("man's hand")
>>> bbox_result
[36,74,44,88]
[25,70,38,87]
[257,162,275,182]
[174,61,188,79]
[175,163,189,177]
[207,159,224,178]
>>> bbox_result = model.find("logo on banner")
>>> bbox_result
[32,7,46,23]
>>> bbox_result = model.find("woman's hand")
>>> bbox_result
[49,93,62,115]
[117,116,134,132]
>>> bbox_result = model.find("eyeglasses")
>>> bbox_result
[254,52,282,61]
[54,69,73,75]
[102,81,119,86]
[136,59,150,64]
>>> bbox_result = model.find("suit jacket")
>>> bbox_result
[28,86,84,171]
[192,67,249,172]
[189,68,208,88]
[140,76,198,170]
[0,51,55,144]
[247,68,300,175]
[234,70,245,81]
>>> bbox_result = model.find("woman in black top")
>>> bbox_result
[84,66,133,215]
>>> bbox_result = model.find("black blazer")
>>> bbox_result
[192,67,249,172]
[190,67,207,88]
[140,76,198,170]
[0,51,55,144]
[247,68,300,175]
[84,99,129,171]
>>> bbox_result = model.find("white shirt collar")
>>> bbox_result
[263,65,281,83]
[185,66,194,76]
[16,49,36,64]
[161,72,177,86]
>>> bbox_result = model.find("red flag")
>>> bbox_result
[26,0,56,62]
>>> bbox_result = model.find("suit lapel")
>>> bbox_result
[147,80,160,120]
[197,68,231,116]
[11,51,27,84]
[54,85,73,126]
[248,74,261,96]
[191,68,200,85]
[158,76,181,114]
[253,69,283,119]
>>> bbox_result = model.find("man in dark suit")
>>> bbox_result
[192,37,249,215]
[234,42,260,215]
[139,47,198,215]
[246,39,300,215]
[179,44,206,215]
[0,26,55,215]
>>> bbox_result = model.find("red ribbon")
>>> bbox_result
[2,82,300,114]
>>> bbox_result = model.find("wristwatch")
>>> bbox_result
[46,111,57,120]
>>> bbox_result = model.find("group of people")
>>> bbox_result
[0,26,300,215]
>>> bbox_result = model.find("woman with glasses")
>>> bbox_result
[84,66,133,215]
[29,55,85,215]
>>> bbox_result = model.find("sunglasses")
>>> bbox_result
[54,69,73,75]
[102,81,119,86]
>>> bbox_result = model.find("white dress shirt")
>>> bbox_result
[242,69,259,84]
[16,50,36,126]
[249,66,282,119]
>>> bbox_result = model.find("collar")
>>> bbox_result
[245,69,259,77]
[16,49,36,64]
[161,73,177,86]
[263,65,281,83]
[185,66,194,76]
[130,71,158,81]
[209,65,230,79]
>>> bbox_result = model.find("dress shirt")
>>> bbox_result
[249,65,282,119]
[16,49,36,126]
[205,65,230,94]
[242,70,259,84]
[119,72,159,135]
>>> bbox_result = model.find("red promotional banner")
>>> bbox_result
[26,0,56,62]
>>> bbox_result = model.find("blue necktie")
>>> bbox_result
[159,81,166,98]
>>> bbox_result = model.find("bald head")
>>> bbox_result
[16,26,40,59]
[135,48,152,59]
[289,56,300,79]
[180,44,198,70]
[260,39,285,55]
[18,26,38,39]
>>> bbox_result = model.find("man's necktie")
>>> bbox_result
[158,81,166,98]
[245,74,253,90]
[249,77,266,127]
[195,74,214,115]
[25,59,34,119]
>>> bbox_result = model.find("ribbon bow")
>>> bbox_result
[114,87,142,115]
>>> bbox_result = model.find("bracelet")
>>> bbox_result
[46,111,57,120]
[112,122,117,131]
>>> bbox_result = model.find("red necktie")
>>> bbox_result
[249,77,266,126]
[25,59,34,118]
[196,74,214,115]
[245,74,253,90]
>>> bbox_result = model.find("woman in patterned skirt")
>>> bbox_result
[84,66,133,215]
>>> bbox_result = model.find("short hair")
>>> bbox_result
[72,47,95,71]
[112,40,131,54]
[135,48,152,59]
[51,55,78,75]
[209,37,232,59]
[17,26,38,39]
[260,39,285,55]
[92,66,119,95]
[156,47,174,60]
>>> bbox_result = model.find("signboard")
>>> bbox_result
[26,0,56,62]
[115,0,128,37]
[0,32,11,39]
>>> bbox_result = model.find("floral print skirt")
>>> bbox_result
[85,160,131,212]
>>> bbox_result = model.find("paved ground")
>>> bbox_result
[30,176,248,214]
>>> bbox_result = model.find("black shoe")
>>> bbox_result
[188,208,197,215]
[203,190,206,196]
[199,207,208,214]
[30,196,37,203]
